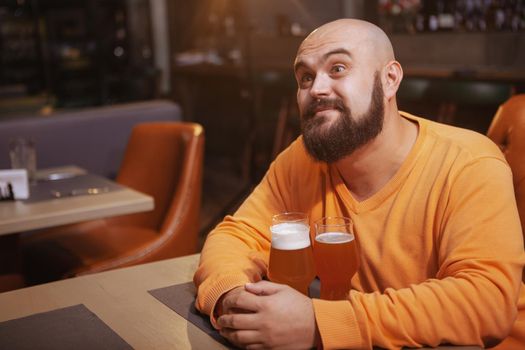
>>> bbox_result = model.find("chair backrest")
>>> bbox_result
[427,80,513,106]
[108,121,205,260]
[487,94,525,262]
[397,78,513,127]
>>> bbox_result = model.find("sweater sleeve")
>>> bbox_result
[193,142,301,324]
[314,157,525,349]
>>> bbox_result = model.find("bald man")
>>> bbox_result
[194,19,525,349]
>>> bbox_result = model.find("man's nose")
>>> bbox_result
[309,74,331,98]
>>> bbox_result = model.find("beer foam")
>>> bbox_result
[315,232,354,244]
[270,222,311,250]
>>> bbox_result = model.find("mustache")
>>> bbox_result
[303,98,347,119]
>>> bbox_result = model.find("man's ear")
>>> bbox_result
[383,61,403,100]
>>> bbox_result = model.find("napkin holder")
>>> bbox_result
[0,169,29,200]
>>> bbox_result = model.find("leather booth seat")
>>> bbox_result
[487,94,525,234]
[487,94,525,281]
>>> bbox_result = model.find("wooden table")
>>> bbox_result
[0,166,154,236]
[0,254,226,349]
[0,253,483,349]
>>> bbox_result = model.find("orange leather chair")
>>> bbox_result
[487,94,525,281]
[22,122,204,284]
[0,274,25,293]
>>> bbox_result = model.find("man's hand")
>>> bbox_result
[217,281,318,349]
[215,286,246,317]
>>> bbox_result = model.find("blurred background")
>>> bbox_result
[1,0,524,236]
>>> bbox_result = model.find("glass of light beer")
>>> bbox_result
[268,212,316,295]
[314,216,359,300]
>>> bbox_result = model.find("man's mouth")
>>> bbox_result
[314,106,335,114]
[311,106,342,120]
[304,98,346,121]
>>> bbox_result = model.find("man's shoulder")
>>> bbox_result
[404,112,504,161]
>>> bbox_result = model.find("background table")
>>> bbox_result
[0,166,153,236]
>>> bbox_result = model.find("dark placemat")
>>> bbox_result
[25,174,124,203]
[0,304,132,350]
[149,282,238,349]
[148,279,320,349]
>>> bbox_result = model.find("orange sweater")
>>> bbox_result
[194,113,525,349]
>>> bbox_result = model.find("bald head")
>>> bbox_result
[297,19,395,69]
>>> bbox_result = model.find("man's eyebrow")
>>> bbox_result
[294,48,352,73]
[294,61,307,73]
[323,48,352,61]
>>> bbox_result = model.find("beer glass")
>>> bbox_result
[314,216,359,300]
[268,212,316,295]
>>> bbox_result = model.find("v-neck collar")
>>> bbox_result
[327,112,427,213]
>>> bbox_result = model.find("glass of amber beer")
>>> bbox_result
[268,212,316,295]
[314,216,359,300]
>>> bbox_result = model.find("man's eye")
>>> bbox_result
[332,65,345,73]
[301,74,313,83]
[298,74,313,87]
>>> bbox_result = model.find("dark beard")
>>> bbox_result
[301,72,385,163]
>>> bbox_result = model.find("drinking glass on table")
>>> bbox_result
[9,137,36,184]
[268,212,316,296]
[314,216,359,300]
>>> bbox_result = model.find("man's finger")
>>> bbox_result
[245,280,285,296]
[222,289,261,313]
[217,312,259,330]
[226,307,251,315]
[219,328,262,347]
